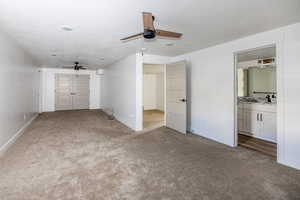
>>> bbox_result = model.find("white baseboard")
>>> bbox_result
[0,114,39,157]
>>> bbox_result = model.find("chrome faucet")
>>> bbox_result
[266,95,272,103]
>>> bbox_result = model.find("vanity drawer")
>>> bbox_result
[243,103,276,113]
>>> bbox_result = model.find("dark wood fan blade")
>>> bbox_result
[156,29,182,38]
[120,33,144,41]
[143,12,154,30]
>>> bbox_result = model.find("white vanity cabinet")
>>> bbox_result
[244,109,260,136]
[238,103,276,143]
[259,111,276,142]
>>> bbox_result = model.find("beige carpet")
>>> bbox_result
[1,110,300,200]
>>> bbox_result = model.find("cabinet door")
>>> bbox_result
[72,75,90,110]
[260,112,277,142]
[55,74,73,111]
[238,108,244,132]
[244,110,260,136]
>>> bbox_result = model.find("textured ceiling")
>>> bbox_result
[0,0,299,69]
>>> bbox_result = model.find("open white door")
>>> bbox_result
[166,61,187,134]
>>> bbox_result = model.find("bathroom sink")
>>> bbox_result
[240,98,259,103]
[246,99,259,103]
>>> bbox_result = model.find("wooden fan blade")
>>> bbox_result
[143,12,154,30]
[120,33,144,41]
[156,29,182,38]
[62,66,74,69]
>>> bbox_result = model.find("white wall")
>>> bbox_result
[171,23,300,170]
[143,74,157,110]
[282,23,300,170]
[0,32,39,153]
[156,73,165,111]
[101,54,138,130]
[102,24,300,170]
[41,68,101,112]
[143,73,165,111]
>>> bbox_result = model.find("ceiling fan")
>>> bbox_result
[62,62,87,71]
[121,12,183,41]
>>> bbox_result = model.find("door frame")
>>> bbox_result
[233,43,284,163]
[141,63,167,130]
[136,54,187,132]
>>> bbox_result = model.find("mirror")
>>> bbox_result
[238,66,276,97]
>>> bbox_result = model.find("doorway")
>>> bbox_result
[143,64,165,130]
[55,74,90,111]
[141,61,187,134]
[235,45,277,158]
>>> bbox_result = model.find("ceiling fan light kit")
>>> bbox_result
[121,12,182,41]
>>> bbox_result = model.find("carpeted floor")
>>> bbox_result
[1,110,300,200]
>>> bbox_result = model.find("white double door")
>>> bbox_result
[55,74,90,111]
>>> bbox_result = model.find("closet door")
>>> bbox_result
[55,74,73,110]
[72,74,90,110]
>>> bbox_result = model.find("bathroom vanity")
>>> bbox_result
[238,102,276,143]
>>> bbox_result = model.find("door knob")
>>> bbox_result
[180,98,186,102]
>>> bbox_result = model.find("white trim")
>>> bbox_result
[136,53,144,131]
[163,64,167,126]
[0,114,39,156]
[233,44,284,163]
[233,53,238,147]
[275,32,286,165]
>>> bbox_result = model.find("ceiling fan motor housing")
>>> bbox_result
[144,29,156,39]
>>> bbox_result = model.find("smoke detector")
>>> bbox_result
[61,25,73,31]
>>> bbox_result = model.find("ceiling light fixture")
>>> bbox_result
[61,25,73,31]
